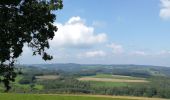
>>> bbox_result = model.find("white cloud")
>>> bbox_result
[78,50,106,58]
[92,21,106,28]
[160,0,170,20]
[18,46,43,64]
[130,51,148,56]
[67,16,85,24]
[107,43,124,54]
[51,16,107,48]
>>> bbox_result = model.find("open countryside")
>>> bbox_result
[1,0,170,100]
[0,64,169,99]
[78,77,149,83]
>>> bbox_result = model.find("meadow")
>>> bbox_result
[0,94,167,100]
[36,75,60,80]
[78,74,149,84]
[91,74,146,80]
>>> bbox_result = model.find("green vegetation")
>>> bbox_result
[36,75,59,80]
[78,74,149,84]
[90,81,128,88]
[0,94,166,100]
[1,64,170,99]
[91,74,146,80]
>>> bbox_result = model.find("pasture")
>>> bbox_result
[78,74,149,83]
[35,75,60,80]
[79,77,149,83]
[0,94,167,100]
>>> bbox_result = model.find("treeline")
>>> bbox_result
[112,69,151,78]
[38,77,92,94]
[94,86,170,98]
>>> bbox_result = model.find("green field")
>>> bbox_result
[90,81,128,88]
[0,94,167,100]
[36,75,59,80]
[0,94,134,100]
[0,75,44,92]
[79,74,148,87]
[88,74,146,80]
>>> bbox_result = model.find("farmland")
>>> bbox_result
[36,75,60,80]
[78,74,149,88]
[91,74,146,80]
[78,77,149,83]
[90,81,128,88]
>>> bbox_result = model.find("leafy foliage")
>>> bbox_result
[0,0,63,91]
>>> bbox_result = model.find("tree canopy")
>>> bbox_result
[0,0,63,91]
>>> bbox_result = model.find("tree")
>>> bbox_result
[0,0,63,91]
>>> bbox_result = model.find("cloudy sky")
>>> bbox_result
[18,0,170,66]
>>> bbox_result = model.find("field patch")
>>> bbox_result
[78,77,149,83]
[90,81,128,88]
[89,74,146,80]
[78,74,149,83]
[36,75,59,80]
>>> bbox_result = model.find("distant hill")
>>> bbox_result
[22,63,170,77]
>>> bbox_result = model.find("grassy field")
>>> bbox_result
[92,74,146,80]
[90,81,128,88]
[0,75,44,91]
[35,75,59,80]
[79,77,149,83]
[0,94,168,100]
[79,74,149,83]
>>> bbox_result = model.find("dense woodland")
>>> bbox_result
[1,64,170,98]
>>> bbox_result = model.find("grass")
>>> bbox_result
[79,74,149,83]
[79,77,149,83]
[90,74,146,80]
[34,85,43,90]
[0,75,44,91]
[90,81,128,88]
[78,74,149,88]
[0,93,167,100]
[7,76,30,89]
[35,75,59,80]
[0,94,134,100]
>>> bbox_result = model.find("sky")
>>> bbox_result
[18,0,170,66]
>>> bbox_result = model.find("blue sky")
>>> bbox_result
[19,0,170,66]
